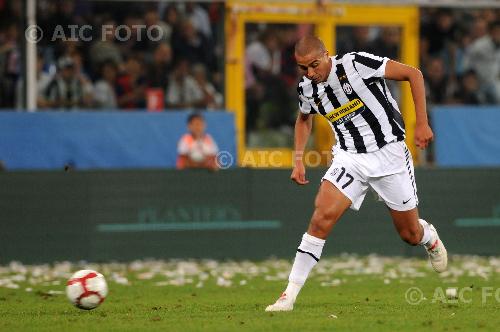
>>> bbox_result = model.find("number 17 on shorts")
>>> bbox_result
[322,161,368,211]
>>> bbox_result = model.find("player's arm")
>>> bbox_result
[384,60,433,149]
[291,112,313,185]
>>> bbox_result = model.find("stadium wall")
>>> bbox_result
[1,168,499,263]
[0,111,236,170]
[432,106,500,167]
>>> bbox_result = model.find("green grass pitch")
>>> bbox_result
[1,255,499,331]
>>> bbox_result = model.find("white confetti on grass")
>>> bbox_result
[0,255,498,290]
[216,277,232,287]
[320,279,342,287]
[110,273,130,286]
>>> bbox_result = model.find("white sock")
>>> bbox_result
[285,233,325,300]
[283,281,302,301]
[418,219,434,248]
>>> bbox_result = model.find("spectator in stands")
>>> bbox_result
[94,60,118,109]
[119,13,148,58]
[165,59,204,109]
[89,20,123,73]
[246,29,293,133]
[0,22,20,108]
[245,31,281,131]
[451,31,473,77]
[337,26,372,54]
[43,56,93,109]
[186,3,212,40]
[162,4,183,61]
[370,27,401,60]
[421,9,457,57]
[280,25,301,88]
[462,20,500,103]
[69,50,92,85]
[144,6,172,46]
[177,112,219,171]
[163,4,181,31]
[116,56,147,109]
[452,70,486,105]
[147,43,173,89]
[172,19,213,70]
[424,57,452,105]
[469,17,489,41]
[16,50,54,109]
[192,63,223,110]
[480,9,498,26]
[245,31,281,89]
[0,1,21,24]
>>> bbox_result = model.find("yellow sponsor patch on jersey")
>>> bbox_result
[325,99,364,123]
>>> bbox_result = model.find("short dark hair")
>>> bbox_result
[295,35,326,57]
[187,112,204,124]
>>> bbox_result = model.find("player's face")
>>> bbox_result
[295,51,331,84]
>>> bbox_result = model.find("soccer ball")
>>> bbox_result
[66,270,108,310]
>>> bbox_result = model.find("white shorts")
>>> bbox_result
[322,141,418,211]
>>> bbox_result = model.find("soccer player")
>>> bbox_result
[266,36,447,312]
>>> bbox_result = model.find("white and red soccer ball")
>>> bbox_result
[66,270,108,310]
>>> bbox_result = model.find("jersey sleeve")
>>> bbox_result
[352,52,390,80]
[297,84,316,115]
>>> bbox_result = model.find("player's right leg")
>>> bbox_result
[265,181,351,312]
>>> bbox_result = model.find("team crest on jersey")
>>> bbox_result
[343,82,353,94]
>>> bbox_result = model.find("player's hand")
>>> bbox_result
[414,123,433,149]
[291,161,309,185]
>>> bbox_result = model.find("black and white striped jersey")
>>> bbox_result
[297,52,405,153]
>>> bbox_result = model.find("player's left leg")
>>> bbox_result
[369,141,447,272]
[389,207,447,272]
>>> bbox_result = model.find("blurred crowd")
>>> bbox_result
[0,0,224,110]
[244,24,309,146]
[334,9,500,106]
[420,8,500,105]
[0,2,499,114]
